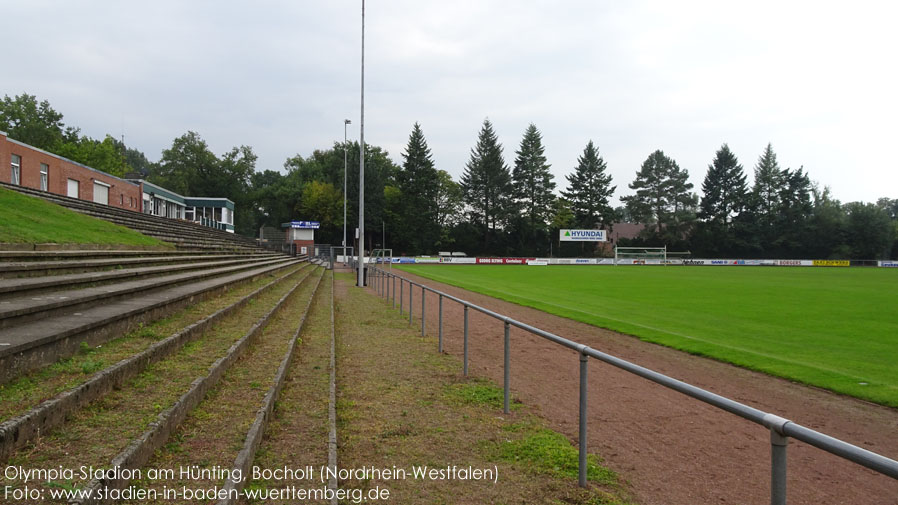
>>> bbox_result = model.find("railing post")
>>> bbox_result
[579,352,589,487]
[771,430,788,505]
[399,279,403,315]
[438,294,443,353]
[421,286,426,336]
[392,275,396,308]
[409,283,413,325]
[503,321,510,414]
[463,305,469,376]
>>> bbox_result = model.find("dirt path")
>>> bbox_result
[337,274,634,504]
[389,271,898,505]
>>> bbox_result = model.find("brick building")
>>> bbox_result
[2,131,237,233]
[1,131,142,211]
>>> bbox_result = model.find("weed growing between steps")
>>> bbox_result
[135,269,324,498]
[0,265,306,421]
[333,273,634,505]
[241,274,334,503]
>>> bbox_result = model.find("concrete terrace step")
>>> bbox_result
[70,209,242,242]
[0,254,286,298]
[0,250,229,261]
[0,256,294,328]
[0,252,281,278]
[0,259,306,383]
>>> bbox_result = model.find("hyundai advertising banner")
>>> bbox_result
[559,229,607,242]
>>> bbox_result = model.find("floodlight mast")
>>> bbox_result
[343,118,351,263]
[357,0,366,287]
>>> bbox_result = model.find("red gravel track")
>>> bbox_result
[378,271,898,505]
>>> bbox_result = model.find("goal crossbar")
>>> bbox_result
[614,246,667,265]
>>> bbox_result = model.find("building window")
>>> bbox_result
[10,154,21,185]
[40,163,49,191]
[67,178,80,199]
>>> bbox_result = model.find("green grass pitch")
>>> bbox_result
[396,264,898,407]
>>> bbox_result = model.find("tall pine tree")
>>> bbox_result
[397,123,440,254]
[621,150,695,241]
[511,124,555,253]
[773,166,813,256]
[699,144,747,227]
[561,140,616,228]
[747,143,784,253]
[750,144,783,227]
[460,119,512,251]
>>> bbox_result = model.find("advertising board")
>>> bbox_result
[776,260,812,266]
[475,257,535,264]
[812,260,850,267]
[880,261,898,268]
[284,220,320,229]
[559,229,607,242]
[550,258,603,265]
[439,257,476,264]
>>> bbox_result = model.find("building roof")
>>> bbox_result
[185,197,235,210]
[134,180,187,205]
[609,222,646,241]
[5,133,140,188]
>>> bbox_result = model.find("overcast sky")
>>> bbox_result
[5,1,897,205]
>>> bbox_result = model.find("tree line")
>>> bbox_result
[3,93,895,259]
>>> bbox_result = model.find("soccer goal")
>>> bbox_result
[371,248,393,271]
[614,246,667,265]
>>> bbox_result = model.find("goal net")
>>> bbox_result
[614,246,667,265]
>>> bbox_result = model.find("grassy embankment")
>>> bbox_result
[0,186,168,247]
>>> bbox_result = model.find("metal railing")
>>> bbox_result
[367,265,898,504]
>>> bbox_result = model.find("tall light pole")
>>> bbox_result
[357,0,366,287]
[343,118,351,264]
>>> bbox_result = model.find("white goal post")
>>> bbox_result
[614,246,667,265]
[371,248,393,275]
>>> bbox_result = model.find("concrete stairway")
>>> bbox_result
[0,249,306,383]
